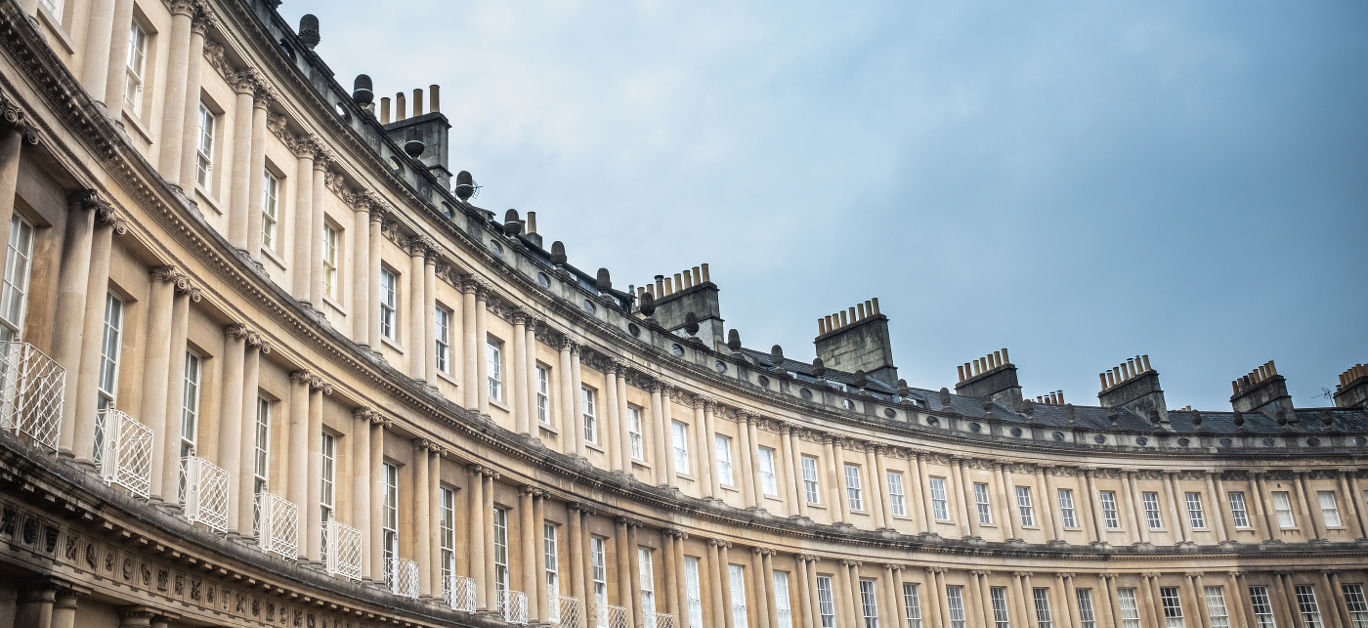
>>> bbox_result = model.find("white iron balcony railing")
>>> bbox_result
[499,589,529,625]
[181,456,230,533]
[324,520,363,581]
[0,341,65,451]
[645,611,674,628]
[389,556,419,598]
[444,574,477,613]
[95,409,153,498]
[254,492,299,559]
[604,604,629,628]
[552,595,583,628]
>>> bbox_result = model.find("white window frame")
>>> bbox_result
[179,351,201,461]
[1016,486,1036,527]
[494,507,510,608]
[946,585,967,628]
[845,464,864,511]
[320,432,336,525]
[1273,491,1296,529]
[1160,586,1185,628]
[817,575,836,628]
[0,216,35,341]
[487,338,503,402]
[1228,491,1251,529]
[685,556,704,628]
[729,564,749,628]
[887,471,906,517]
[1185,491,1207,529]
[124,22,148,113]
[1100,490,1121,530]
[859,579,879,628]
[930,477,950,521]
[321,223,339,299]
[591,536,608,626]
[94,293,124,456]
[1340,583,1368,628]
[1076,588,1097,628]
[435,306,451,374]
[195,103,215,189]
[441,487,456,589]
[262,171,280,251]
[1142,491,1163,529]
[628,405,644,461]
[382,462,399,588]
[801,456,820,504]
[253,397,270,497]
[1033,587,1053,628]
[379,267,397,340]
[544,523,559,608]
[989,586,1011,628]
[774,571,793,628]
[1118,587,1142,628]
[639,547,655,617]
[582,386,598,444]
[1204,586,1230,628]
[757,446,778,496]
[1318,491,1342,528]
[1295,585,1323,628]
[535,364,550,424]
[902,583,923,628]
[1057,488,1077,528]
[716,435,735,486]
[1249,586,1276,628]
[671,420,690,472]
[974,482,992,525]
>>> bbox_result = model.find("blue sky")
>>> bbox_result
[280,1,1367,411]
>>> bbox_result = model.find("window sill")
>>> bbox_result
[489,398,509,412]
[537,422,558,436]
[586,443,605,454]
[260,245,288,272]
[194,186,224,215]
[806,503,826,510]
[322,295,348,316]
[36,6,76,54]
[934,519,954,524]
[380,335,405,354]
[631,459,651,470]
[120,108,154,143]
[763,494,784,503]
[720,484,740,493]
[436,370,459,387]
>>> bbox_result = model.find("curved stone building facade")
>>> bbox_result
[1,1,1366,627]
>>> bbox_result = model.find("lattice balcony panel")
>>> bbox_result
[96,409,153,498]
[500,589,529,625]
[182,456,230,533]
[324,520,363,581]
[390,556,419,598]
[445,574,478,613]
[0,341,66,452]
[255,492,299,559]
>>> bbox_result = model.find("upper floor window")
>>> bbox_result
[124,23,148,113]
[887,471,906,517]
[930,477,950,521]
[715,435,734,486]
[801,456,820,504]
[320,432,336,525]
[379,268,397,340]
[1272,491,1296,529]
[535,365,550,424]
[93,293,123,456]
[627,405,644,461]
[1099,490,1120,530]
[195,103,215,188]
[1227,491,1251,529]
[1058,488,1078,528]
[253,397,270,497]
[322,223,339,299]
[671,420,689,472]
[381,462,398,588]
[434,306,452,373]
[1318,491,1343,527]
[757,447,778,496]
[582,386,598,444]
[844,463,863,511]
[1142,491,1162,529]
[973,482,992,525]
[1016,486,1036,527]
[1185,492,1206,529]
[487,338,503,401]
[179,351,201,460]
[261,171,280,251]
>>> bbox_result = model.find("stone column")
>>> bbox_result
[607,366,623,470]
[782,426,800,515]
[1251,472,1278,541]
[1166,472,1192,544]
[708,540,727,628]
[618,369,632,473]
[140,268,178,501]
[1141,573,1163,627]
[50,584,86,628]
[875,448,893,528]
[1055,572,1075,627]
[1327,571,1353,628]
[520,487,538,615]
[226,72,257,248]
[674,531,689,627]
[704,401,721,496]
[156,0,195,180]
[569,503,586,611]
[921,567,943,628]
[484,472,497,610]
[1225,571,1248,628]
[216,325,246,510]
[411,441,432,598]
[78,0,117,99]
[747,417,765,505]
[236,336,264,533]
[534,493,548,621]
[823,437,843,523]
[244,89,271,260]
[103,0,136,106]
[905,454,926,533]
[932,568,952,628]
[1101,573,1122,628]
[836,560,856,628]
[973,570,993,628]
[369,418,387,582]
[0,112,29,294]
[350,409,374,577]
[733,413,753,506]
[919,455,937,533]
[513,312,530,433]
[349,199,371,345]
[795,556,814,628]
[1036,466,1060,541]
[15,584,56,628]
[460,279,478,406]
[430,449,443,597]
[759,549,778,628]
[308,155,328,304]
[651,383,670,485]
[1124,472,1148,544]
[628,524,643,628]
[1187,572,1212,628]
[559,341,577,452]
[864,446,885,528]
[161,287,192,501]
[176,12,210,191]
[1337,471,1366,539]
[993,463,1016,540]
[407,238,427,379]
[883,565,904,628]
[115,606,155,628]
[424,253,438,382]
[1204,472,1230,540]
[1297,472,1325,541]
[695,402,712,493]
[476,285,489,413]
[367,206,385,344]
[71,205,121,463]
[1082,468,1105,545]
[526,320,539,430]
[305,378,328,562]
[955,457,975,537]
[289,142,315,297]
[615,518,634,623]
[468,466,488,610]
[571,343,586,458]
[285,372,311,554]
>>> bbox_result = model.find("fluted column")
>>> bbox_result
[695,401,712,493]
[616,518,634,623]
[558,342,576,451]
[236,334,264,533]
[876,448,894,528]
[428,448,442,599]
[289,142,315,296]
[78,0,118,99]
[475,285,489,413]
[226,72,256,248]
[513,312,530,433]
[1297,472,1325,540]
[307,155,329,304]
[351,409,374,577]
[1054,572,1075,627]
[704,401,721,496]
[369,417,386,581]
[141,268,178,501]
[1205,472,1229,540]
[1083,468,1105,545]
[651,383,670,484]
[244,90,271,259]
[954,457,974,536]
[71,204,121,463]
[533,492,547,622]
[708,540,727,628]
[1225,571,1248,628]
[367,206,385,344]
[348,199,371,345]
[823,437,843,523]
[782,426,800,515]
[865,446,885,528]
[216,326,246,509]
[156,0,195,179]
[407,238,427,379]
[746,416,764,505]
[177,11,211,191]
[161,287,192,500]
[1037,466,1060,541]
[461,279,479,406]
[1124,472,1148,544]
[569,503,587,612]
[305,378,327,562]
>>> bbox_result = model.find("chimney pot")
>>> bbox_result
[396,92,406,121]
[664,277,673,294]
[857,303,866,319]
[380,96,391,124]
[871,297,880,315]
[700,263,710,282]
[1057,390,1064,404]
[818,318,826,335]
[1142,354,1151,371]
[683,270,693,289]
[673,273,683,292]
[1099,373,1108,390]
[526,211,537,234]
[848,306,857,324]
[957,365,966,382]
[429,84,440,113]
[413,88,423,116]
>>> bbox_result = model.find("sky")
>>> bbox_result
[278,1,1368,411]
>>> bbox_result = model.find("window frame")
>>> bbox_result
[1100,490,1121,530]
[1228,491,1251,529]
[1294,584,1323,628]
[627,404,645,461]
[816,575,836,628]
[322,222,339,299]
[844,463,864,512]
[929,477,950,522]
[974,482,993,525]
[434,305,452,374]
[1016,485,1036,527]
[486,337,503,402]
[195,102,215,189]
[0,215,35,340]
[1204,585,1230,628]
[1142,491,1163,529]
[716,434,735,486]
[1317,491,1343,528]
[1248,585,1276,628]
[859,578,880,628]
[379,267,397,340]
[887,471,906,517]
[535,364,550,424]
[124,21,149,114]
[1272,491,1296,529]
[902,583,923,628]
[1185,491,1207,529]
[757,446,778,496]
[801,455,821,504]
[671,420,690,472]
[1057,488,1077,529]
[261,170,280,251]
[582,386,598,444]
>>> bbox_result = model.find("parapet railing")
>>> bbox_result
[0,341,65,452]
[324,520,363,581]
[254,492,299,559]
[181,455,230,533]
[95,409,153,498]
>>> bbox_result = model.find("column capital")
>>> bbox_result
[840,559,862,568]
[0,95,39,144]
[796,554,819,563]
[1141,571,1162,579]
[223,323,269,352]
[752,547,775,557]
[190,2,217,34]
[927,566,947,575]
[567,501,596,516]
[117,605,159,622]
[163,0,196,17]
[1099,571,1118,580]
[663,528,688,540]
[1184,570,1203,579]
[707,538,731,549]
[970,569,991,576]
[1056,572,1075,579]
[1226,570,1244,578]
[1013,571,1033,578]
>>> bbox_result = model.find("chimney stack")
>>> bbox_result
[1230,360,1294,417]
[1097,354,1168,425]
[953,348,1022,409]
[1334,363,1368,409]
[382,85,453,189]
[814,298,897,387]
[642,262,724,350]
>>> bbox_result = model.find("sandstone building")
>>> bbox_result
[1,1,1367,627]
